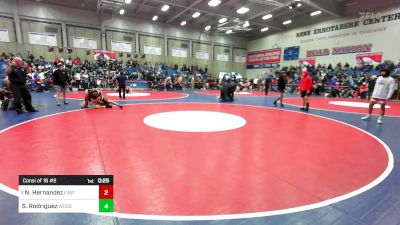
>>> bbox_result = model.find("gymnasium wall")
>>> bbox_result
[66,26,102,61]
[246,6,400,78]
[0,16,17,54]
[0,0,247,77]
[213,45,232,76]
[166,39,190,67]
[106,30,135,62]
[21,21,62,60]
[192,42,212,71]
[232,48,247,76]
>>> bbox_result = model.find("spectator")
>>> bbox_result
[299,68,313,111]
[361,68,396,124]
[7,57,38,113]
[52,63,71,106]
[273,71,287,107]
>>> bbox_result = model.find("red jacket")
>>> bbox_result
[72,58,80,64]
[300,71,313,91]
[360,84,367,92]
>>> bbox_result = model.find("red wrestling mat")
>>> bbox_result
[284,97,400,116]
[196,90,279,97]
[0,103,390,217]
[63,91,188,101]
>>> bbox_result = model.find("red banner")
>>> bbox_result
[299,58,316,66]
[247,49,282,65]
[356,52,383,65]
[94,50,116,60]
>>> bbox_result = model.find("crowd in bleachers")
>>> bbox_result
[265,60,400,99]
[0,52,399,100]
[0,53,215,92]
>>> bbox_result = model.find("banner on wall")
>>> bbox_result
[94,50,116,60]
[0,29,10,42]
[195,51,209,60]
[247,49,282,65]
[306,44,373,57]
[283,46,300,61]
[29,32,57,46]
[172,48,188,58]
[307,48,330,57]
[111,40,132,53]
[332,44,372,55]
[144,44,162,55]
[216,53,229,62]
[73,36,97,49]
[247,63,279,69]
[235,55,246,63]
[299,58,316,66]
[356,52,383,65]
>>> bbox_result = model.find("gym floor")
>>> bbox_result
[0,90,399,225]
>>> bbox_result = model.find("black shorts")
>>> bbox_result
[301,91,310,98]
[99,97,109,104]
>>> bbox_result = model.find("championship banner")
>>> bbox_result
[111,40,132,53]
[171,48,188,58]
[235,55,246,63]
[94,50,116,60]
[216,53,229,62]
[195,51,209,60]
[356,52,383,65]
[73,36,97,49]
[0,28,10,42]
[299,58,316,66]
[29,32,57,46]
[247,49,281,65]
[144,44,162,55]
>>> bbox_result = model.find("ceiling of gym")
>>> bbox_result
[29,0,400,39]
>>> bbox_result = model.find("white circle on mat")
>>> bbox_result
[329,101,390,108]
[106,93,150,97]
[236,92,252,95]
[143,111,247,132]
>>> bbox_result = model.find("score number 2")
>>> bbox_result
[99,185,114,213]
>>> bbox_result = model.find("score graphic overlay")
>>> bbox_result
[19,175,114,213]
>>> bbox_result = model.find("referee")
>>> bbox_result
[7,57,38,113]
[117,73,128,99]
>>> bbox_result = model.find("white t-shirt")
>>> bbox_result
[372,76,396,100]
[38,72,45,80]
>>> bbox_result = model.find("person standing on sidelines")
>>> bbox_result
[52,63,71,106]
[264,75,272,95]
[361,68,396,124]
[367,75,377,100]
[299,68,313,111]
[273,71,287,107]
[6,57,38,113]
[117,72,128,99]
